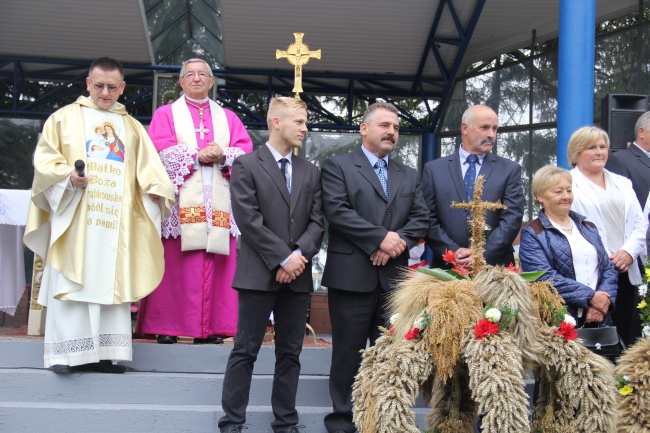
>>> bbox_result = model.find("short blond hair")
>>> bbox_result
[267,97,307,129]
[531,165,572,206]
[566,126,610,167]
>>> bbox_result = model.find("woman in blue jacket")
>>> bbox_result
[519,165,618,325]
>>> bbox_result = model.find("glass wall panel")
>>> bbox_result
[0,118,40,189]
[528,129,558,221]
[151,17,190,63]
[146,0,187,39]
[191,0,223,40]
[495,63,530,128]
[440,136,460,158]
[532,52,558,124]
[594,22,650,121]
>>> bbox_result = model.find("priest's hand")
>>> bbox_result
[71,169,88,189]
[198,143,226,164]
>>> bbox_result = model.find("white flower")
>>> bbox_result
[413,314,426,330]
[485,308,501,323]
[638,284,648,298]
[623,376,631,382]
[643,325,650,338]
[389,314,399,326]
[562,314,577,327]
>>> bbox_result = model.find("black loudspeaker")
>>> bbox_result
[601,94,648,151]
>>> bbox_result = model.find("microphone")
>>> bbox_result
[75,160,85,178]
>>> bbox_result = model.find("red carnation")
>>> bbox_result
[405,328,420,340]
[474,318,500,340]
[442,249,456,265]
[506,263,521,274]
[554,322,578,341]
[453,263,471,277]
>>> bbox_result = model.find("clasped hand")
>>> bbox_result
[276,253,308,283]
[370,231,406,266]
[586,291,610,323]
[198,143,226,164]
[610,249,633,273]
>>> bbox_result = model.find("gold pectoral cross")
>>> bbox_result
[188,104,210,140]
[276,33,321,98]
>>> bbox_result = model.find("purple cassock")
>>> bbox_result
[135,100,253,339]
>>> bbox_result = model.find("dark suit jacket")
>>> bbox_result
[230,145,324,293]
[321,146,429,292]
[606,144,650,206]
[421,151,524,268]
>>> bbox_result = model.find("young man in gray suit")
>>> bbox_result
[321,102,429,433]
[421,104,524,270]
[219,97,324,433]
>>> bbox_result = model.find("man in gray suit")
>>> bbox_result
[422,105,524,270]
[321,102,429,433]
[218,97,324,433]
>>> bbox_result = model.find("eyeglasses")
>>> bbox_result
[89,78,121,93]
[183,71,211,80]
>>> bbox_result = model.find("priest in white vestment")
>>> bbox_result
[24,57,174,374]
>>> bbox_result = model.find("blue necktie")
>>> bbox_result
[280,158,291,195]
[464,154,479,199]
[374,159,388,198]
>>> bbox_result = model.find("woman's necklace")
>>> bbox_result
[556,219,573,231]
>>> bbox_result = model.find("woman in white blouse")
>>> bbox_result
[568,126,648,346]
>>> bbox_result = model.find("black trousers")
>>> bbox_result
[613,270,642,347]
[324,287,389,433]
[219,287,310,433]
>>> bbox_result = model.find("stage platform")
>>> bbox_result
[0,327,440,432]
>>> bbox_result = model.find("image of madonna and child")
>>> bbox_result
[86,123,125,162]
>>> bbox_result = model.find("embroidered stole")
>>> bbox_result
[172,98,231,254]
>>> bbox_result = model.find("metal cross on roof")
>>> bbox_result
[276,32,321,99]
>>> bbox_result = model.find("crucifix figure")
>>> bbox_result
[451,175,506,275]
[276,32,321,98]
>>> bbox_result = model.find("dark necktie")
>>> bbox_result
[279,158,290,194]
[374,159,388,198]
[464,154,479,199]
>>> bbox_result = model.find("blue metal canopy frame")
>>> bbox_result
[0,0,487,133]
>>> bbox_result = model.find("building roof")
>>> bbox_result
[0,0,641,126]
